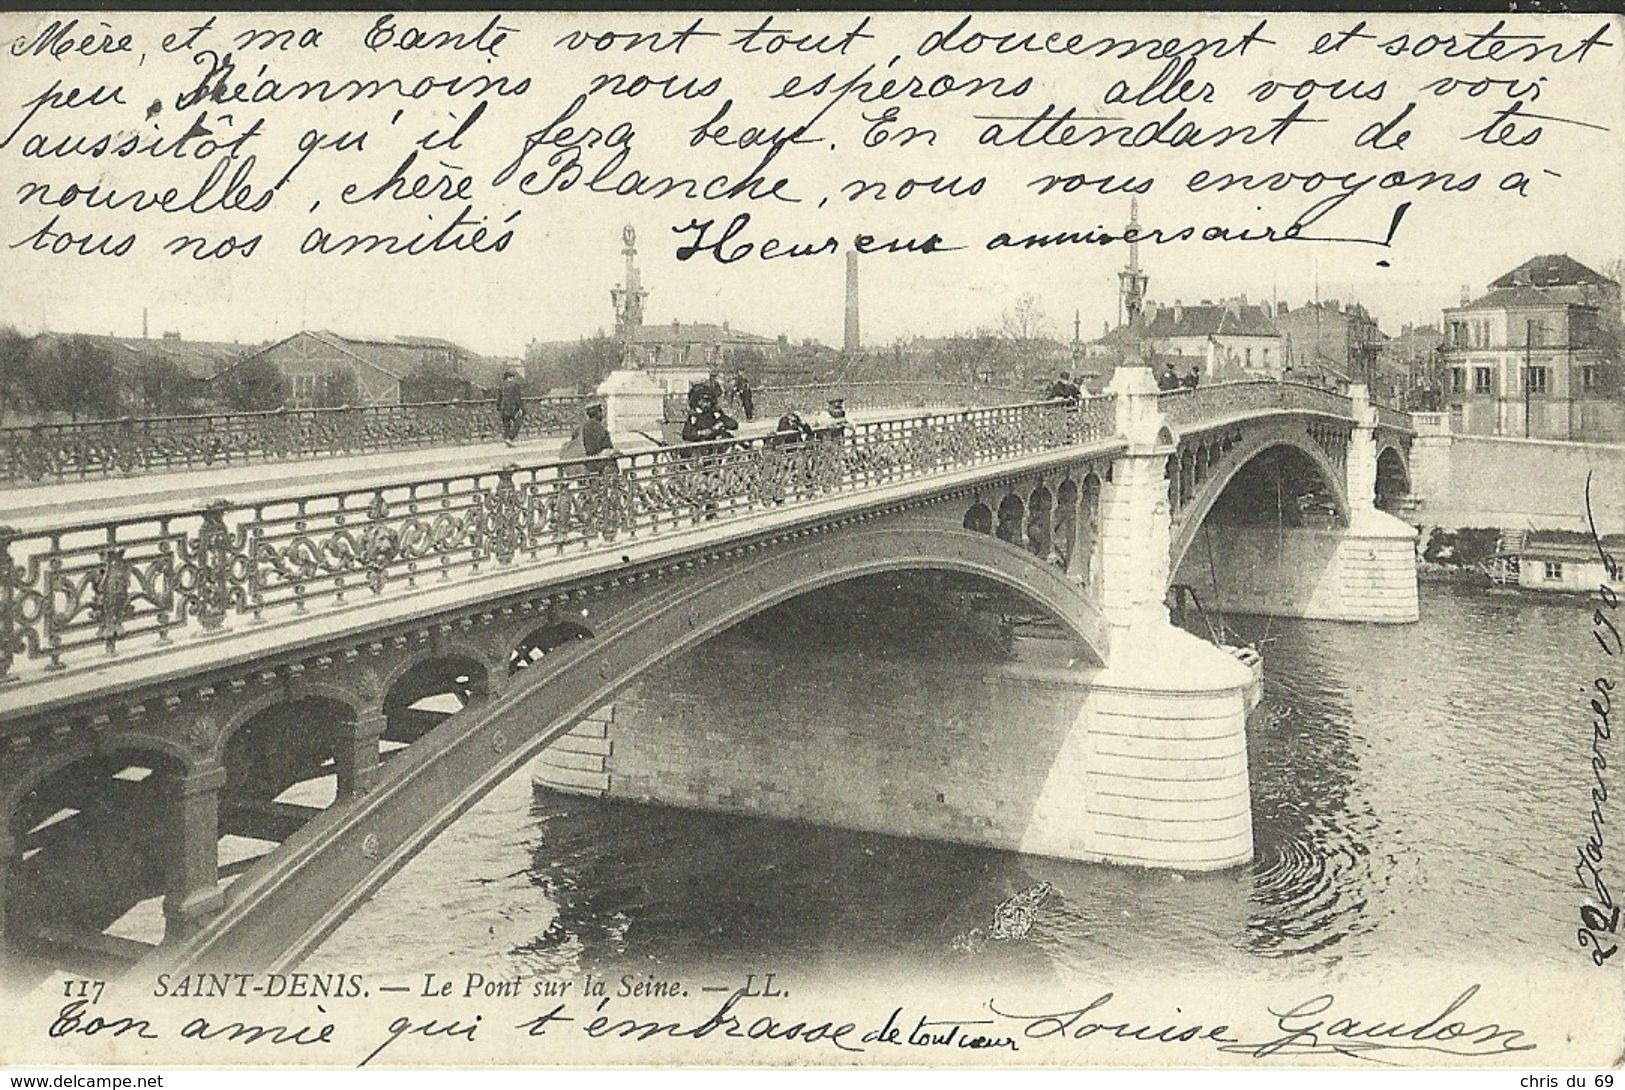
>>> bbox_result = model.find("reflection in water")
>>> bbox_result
[312,583,1597,984]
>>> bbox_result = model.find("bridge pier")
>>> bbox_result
[162,764,226,944]
[1079,364,1256,868]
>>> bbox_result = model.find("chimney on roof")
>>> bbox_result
[1277,301,1289,317]
[721,319,729,332]
[163,330,180,340]
[844,249,860,354]
[1460,284,1471,306]
[672,318,679,331]
[142,307,148,339]
[1173,301,1183,323]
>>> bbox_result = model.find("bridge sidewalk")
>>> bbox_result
[0,412,895,531]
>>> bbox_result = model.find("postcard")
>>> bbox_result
[0,7,1621,1070]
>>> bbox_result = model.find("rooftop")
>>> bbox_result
[1490,254,1617,290]
[1145,302,1279,339]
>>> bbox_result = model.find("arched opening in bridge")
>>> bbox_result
[1075,474,1102,592]
[221,697,356,872]
[1053,480,1078,568]
[1201,444,1345,533]
[1026,485,1054,558]
[511,621,595,675]
[4,747,182,973]
[962,502,992,535]
[1375,447,1410,512]
[532,567,1099,951]
[995,494,1025,546]
[384,655,491,746]
[1171,442,1348,634]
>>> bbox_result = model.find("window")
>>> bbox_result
[1526,366,1548,394]
[1583,364,1600,390]
[1473,366,1493,394]
[1543,561,1563,581]
[1245,347,1253,367]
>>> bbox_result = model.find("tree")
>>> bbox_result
[999,293,1052,344]
[132,357,199,416]
[27,335,121,421]
[0,325,32,424]
[534,333,623,394]
[213,356,290,412]
[401,359,476,404]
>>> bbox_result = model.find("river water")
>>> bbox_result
[308,582,1610,990]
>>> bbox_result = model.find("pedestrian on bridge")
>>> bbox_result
[1182,364,1202,390]
[1046,371,1082,405]
[732,370,756,421]
[1158,361,1183,391]
[576,403,618,472]
[496,370,525,446]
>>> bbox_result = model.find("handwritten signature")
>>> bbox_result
[1576,470,1620,966]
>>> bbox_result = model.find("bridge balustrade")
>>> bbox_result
[0,397,1115,682]
[0,397,590,485]
[1157,380,1355,429]
[1374,404,1414,431]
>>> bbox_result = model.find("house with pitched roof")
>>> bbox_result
[1440,254,1621,440]
[213,330,494,408]
[1139,297,1286,383]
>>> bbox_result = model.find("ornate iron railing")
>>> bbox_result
[1158,381,1354,429]
[0,397,590,486]
[0,398,1116,682]
[662,381,1039,423]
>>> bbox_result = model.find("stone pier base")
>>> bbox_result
[1018,624,1254,870]
[530,623,1256,872]
[1175,509,1420,624]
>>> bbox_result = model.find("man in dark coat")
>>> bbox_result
[577,403,617,470]
[1046,371,1080,403]
[1182,364,1202,389]
[681,390,739,445]
[1158,362,1182,390]
[732,370,755,421]
[496,370,525,445]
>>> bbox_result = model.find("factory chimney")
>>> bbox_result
[844,250,860,354]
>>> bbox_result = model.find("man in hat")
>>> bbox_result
[1157,360,1182,391]
[811,397,850,440]
[578,402,617,471]
[681,387,739,446]
[496,370,525,445]
[731,369,755,421]
[1182,363,1202,389]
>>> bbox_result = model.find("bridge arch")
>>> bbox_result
[1170,428,1352,580]
[1375,444,1411,511]
[5,742,189,959]
[383,653,492,745]
[138,524,1108,976]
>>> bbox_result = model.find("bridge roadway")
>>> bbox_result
[0,398,1122,720]
[0,407,903,531]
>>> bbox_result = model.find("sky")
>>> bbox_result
[1,10,1622,356]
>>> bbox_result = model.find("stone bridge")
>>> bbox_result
[0,371,1416,979]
